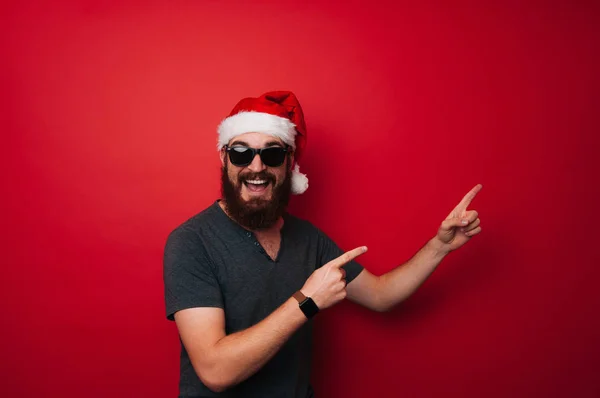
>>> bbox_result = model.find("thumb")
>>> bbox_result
[440,217,468,232]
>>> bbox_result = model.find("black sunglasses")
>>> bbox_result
[224,145,290,167]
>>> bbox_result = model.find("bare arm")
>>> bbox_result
[176,246,367,393]
[347,184,483,312]
[347,238,448,311]
[175,298,306,392]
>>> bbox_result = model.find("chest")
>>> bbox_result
[206,232,320,333]
[255,233,281,261]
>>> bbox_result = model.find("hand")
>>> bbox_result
[434,184,483,253]
[301,246,367,310]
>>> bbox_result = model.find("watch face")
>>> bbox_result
[300,297,319,319]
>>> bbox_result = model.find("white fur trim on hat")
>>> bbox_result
[291,164,308,194]
[217,111,297,149]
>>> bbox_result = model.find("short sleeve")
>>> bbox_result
[163,227,223,321]
[316,228,364,284]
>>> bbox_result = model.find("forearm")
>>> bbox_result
[377,237,449,311]
[203,297,306,391]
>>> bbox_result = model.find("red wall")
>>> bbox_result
[2,1,599,397]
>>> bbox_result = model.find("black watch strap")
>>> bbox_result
[293,291,319,319]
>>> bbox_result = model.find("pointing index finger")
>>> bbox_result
[454,184,483,213]
[330,246,368,268]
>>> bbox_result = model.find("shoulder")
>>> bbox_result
[284,212,320,234]
[283,213,334,244]
[164,203,223,272]
[167,201,222,243]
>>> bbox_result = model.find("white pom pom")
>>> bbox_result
[291,164,309,194]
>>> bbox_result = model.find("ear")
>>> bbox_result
[219,148,227,167]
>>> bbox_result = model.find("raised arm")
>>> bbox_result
[347,184,483,312]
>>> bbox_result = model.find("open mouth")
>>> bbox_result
[243,179,271,194]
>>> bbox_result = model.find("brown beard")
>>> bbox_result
[221,163,292,230]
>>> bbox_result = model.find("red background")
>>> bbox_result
[2,1,599,397]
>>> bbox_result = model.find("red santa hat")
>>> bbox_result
[217,91,309,194]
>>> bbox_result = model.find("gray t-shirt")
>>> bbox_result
[163,201,364,397]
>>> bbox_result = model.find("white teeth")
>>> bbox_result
[246,179,267,185]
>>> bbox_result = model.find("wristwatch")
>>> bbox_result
[293,291,319,319]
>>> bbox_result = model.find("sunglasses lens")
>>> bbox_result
[228,147,254,166]
[260,147,287,167]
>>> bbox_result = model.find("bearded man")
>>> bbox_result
[163,91,483,398]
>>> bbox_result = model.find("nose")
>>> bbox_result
[247,151,266,172]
